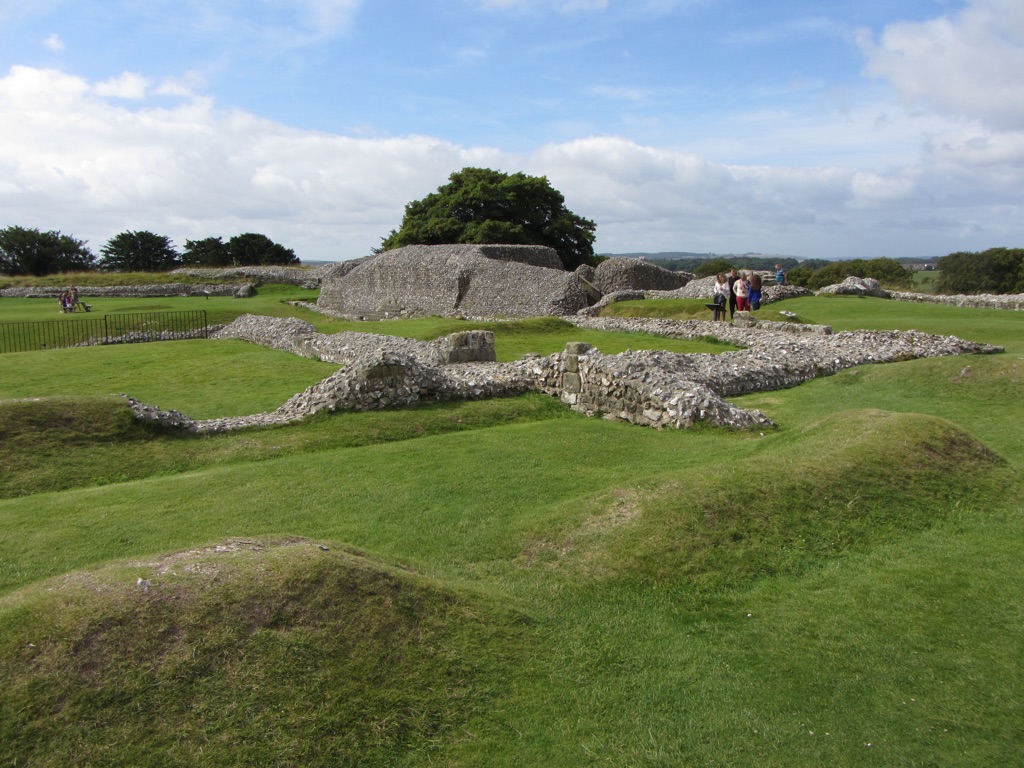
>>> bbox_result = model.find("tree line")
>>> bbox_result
[691,256,914,290]
[935,248,1024,294]
[0,227,298,276]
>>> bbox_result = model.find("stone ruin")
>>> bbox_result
[314,246,698,319]
[316,244,591,319]
[125,313,1002,434]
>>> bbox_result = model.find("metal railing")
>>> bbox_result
[0,311,209,354]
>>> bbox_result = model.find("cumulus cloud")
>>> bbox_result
[860,0,1024,130]
[94,72,151,99]
[1,65,1023,262]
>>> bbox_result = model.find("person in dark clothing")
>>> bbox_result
[727,269,738,319]
[749,272,762,310]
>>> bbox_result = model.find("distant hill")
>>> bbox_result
[600,252,801,262]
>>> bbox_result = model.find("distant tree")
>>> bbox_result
[225,233,299,266]
[785,266,815,287]
[936,248,1024,294]
[380,167,597,270]
[694,258,734,278]
[99,230,180,272]
[182,236,231,267]
[798,258,831,271]
[0,226,95,276]
[805,258,913,290]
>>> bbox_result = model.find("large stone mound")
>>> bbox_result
[594,257,691,293]
[818,276,888,297]
[317,244,587,318]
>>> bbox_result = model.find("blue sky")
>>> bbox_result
[2,0,1023,262]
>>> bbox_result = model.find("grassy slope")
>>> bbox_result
[1,295,1022,766]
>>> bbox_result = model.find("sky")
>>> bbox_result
[1,0,1023,263]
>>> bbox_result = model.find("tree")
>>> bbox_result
[804,258,913,290]
[182,236,231,267]
[936,248,1024,294]
[226,233,299,266]
[0,226,95,276]
[694,258,734,278]
[380,167,597,270]
[99,230,180,272]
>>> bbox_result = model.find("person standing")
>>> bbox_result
[733,272,750,312]
[749,272,762,310]
[775,264,786,285]
[711,273,729,320]
[727,269,739,319]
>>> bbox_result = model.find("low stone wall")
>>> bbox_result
[576,280,814,315]
[211,314,496,366]
[169,265,330,289]
[885,290,1024,310]
[124,313,1001,434]
[0,283,253,299]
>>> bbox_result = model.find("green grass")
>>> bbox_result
[0,339,339,418]
[1,294,1022,766]
[771,294,1024,351]
[912,269,940,293]
[0,286,320,327]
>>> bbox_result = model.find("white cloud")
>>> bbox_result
[2,65,1023,262]
[94,72,151,99]
[860,0,1024,130]
[43,33,65,52]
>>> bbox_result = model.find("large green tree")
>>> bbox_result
[180,234,298,267]
[99,230,180,272]
[181,236,231,267]
[225,233,299,266]
[380,167,597,270]
[0,226,95,276]
[936,248,1024,294]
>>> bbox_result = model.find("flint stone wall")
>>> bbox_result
[577,277,814,315]
[127,313,1000,433]
[0,283,253,299]
[169,265,331,289]
[593,257,692,293]
[212,313,496,366]
[317,244,588,319]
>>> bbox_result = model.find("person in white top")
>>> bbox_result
[733,273,750,312]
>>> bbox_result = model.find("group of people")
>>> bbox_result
[58,286,81,313]
[711,265,787,320]
[712,269,764,319]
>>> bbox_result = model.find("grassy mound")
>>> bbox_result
[0,393,573,499]
[522,410,1006,598]
[0,537,528,767]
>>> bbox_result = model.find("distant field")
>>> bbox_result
[1,293,1022,767]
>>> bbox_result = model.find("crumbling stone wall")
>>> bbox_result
[126,313,1000,434]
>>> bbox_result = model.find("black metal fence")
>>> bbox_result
[0,311,209,354]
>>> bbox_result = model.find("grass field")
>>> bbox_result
[1,291,1021,766]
